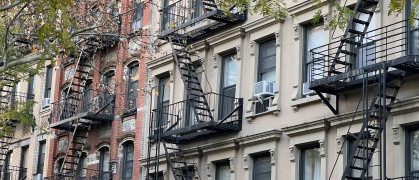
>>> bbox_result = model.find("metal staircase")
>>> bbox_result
[0,78,16,174]
[58,50,96,176]
[163,140,199,180]
[329,0,379,76]
[342,68,404,180]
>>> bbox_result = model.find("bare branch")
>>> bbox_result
[0,0,25,12]
[0,53,52,73]
[70,25,99,38]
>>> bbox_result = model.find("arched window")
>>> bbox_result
[77,153,88,178]
[83,80,93,112]
[122,142,134,180]
[126,62,139,110]
[99,147,111,179]
[54,158,64,175]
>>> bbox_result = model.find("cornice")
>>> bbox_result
[282,119,329,137]
[199,138,238,153]
[146,54,173,70]
[206,26,245,46]
[288,0,330,15]
[241,16,283,33]
[236,129,282,146]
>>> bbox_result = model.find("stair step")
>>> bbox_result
[353,155,372,160]
[341,39,362,46]
[177,55,191,60]
[345,175,363,180]
[65,161,79,164]
[373,104,392,111]
[367,125,380,130]
[76,70,89,74]
[71,142,85,145]
[166,147,182,151]
[348,29,364,35]
[195,106,210,111]
[185,80,200,84]
[187,88,204,92]
[357,8,374,15]
[73,76,87,80]
[71,83,84,87]
[197,113,211,116]
[385,95,396,100]
[357,145,375,151]
[361,0,379,5]
[339,50,357,56]
[69,148,83,151]
[369,114,380,119]
[172,42,187,47]
[329,70,343,74]
[203,2,218,8]
[183,74,199,79]
[349,165,364,170]
[352,18,369,25]
[66,154,79,158]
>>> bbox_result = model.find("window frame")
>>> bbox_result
[252,152,272,180]
[406,125,419,177]
[37,141,46,174]
[44,66,53,99]
[122,142,134,180]
[303,22,324,84]
[156,75,170,127]
[99,147,110,180]
[219,53,237,120]
[257,39,277,82]
[132,1,144,30]
[406,0,419,55]
[19,146,28,179]
[126,62,139,110]
[299,144,321,180]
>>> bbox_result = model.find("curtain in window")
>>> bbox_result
[303,148,321,180]
[305,24,325,82]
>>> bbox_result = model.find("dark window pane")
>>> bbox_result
[301,146,321,180]
[253,154,271,180]
[37,142,46,174]
[44,67,53,98]
[258,39,276,82]
[127,63,139,110]
[123,143,134,180]
[216,162,231,180]
[219,54,237,119]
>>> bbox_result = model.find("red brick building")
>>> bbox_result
[46,0,151,179]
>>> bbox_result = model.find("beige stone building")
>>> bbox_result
[142,0,419,180]
[1,61,56,179]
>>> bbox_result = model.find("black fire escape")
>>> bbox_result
[147,0,246,179]
[308,0,419,179]
[49,37,117,178]
[0,77,34,179]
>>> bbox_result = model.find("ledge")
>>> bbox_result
[282,119,329,137]
[291,93,329,109]
[206,26,245,47]
[241,16,283,33]
[199,138,238,153]
[147,54,173,70]
[236,129,282,146]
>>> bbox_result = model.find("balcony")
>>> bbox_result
[149,93,243,143]
[158,0,246,41]
[309,19,419,95]
[45,168,112,180]
[0,166,27,180]
[49,90,115,130]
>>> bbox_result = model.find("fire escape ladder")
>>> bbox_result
[163,140,199,180]
[329,0,379,76]
[202,0,218,13]
[169,37,213,123]
[59,48,97,176]
[342,68,405,180]
[0,122,15,172]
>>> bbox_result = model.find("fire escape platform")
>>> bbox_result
[158,9,246,42]
[309,55,419,95]
[49,112,113,130]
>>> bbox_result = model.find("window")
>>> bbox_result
[28,75,35,97]
[104,71,115,115]
[162,0,171,31]
[83,81,93,112]
[4,151,12,179]
[216,161,231,180]
[255,39,276,114]
[99,147,111,180]
[303,23,325,97]
[407,127,419,177]
[44,66,53,99]
[219,53,237,119]
[19,146,28,179]
[122,142,134,180]
[77,153,88,178]
[37,141,46,174]
[253,153,271,180]
[132,1,144,30]
[127,62,139,110]
[300,145,321,180]
[347,137,373,179]
[149,172,164,180]
[54,158,64,174]
[156,75,170,127]
[185,64,203,126]
[407,0,419,55]
[191,0,203,19]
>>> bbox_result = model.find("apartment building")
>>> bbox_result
[143,0,419,180]
[0,61,54,179]
[44,0,151,179]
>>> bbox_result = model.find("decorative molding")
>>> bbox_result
[269,149,276,165]
[206,163,211,177]
[241,16,284,33]
[213,55,217,69]
[229,157,236,173]
[319,139,326,157]
[117,133,135,143]
[200,138,238,153]
[336,136,344,154]
[236,45,241,61]
[146,54,173,70]
[289,146,296,162]
[293,25,299,41]
[250,41,255,56]
[206,27,245,46]
[243,155,249,170]
[236,129,282,146]
[282,119,329,137]
[95,139,111,149]
[274,31,281,47]
[58,139,68,151]
[169,70,174,83]
[393,126,400,145]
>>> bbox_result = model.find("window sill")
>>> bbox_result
[291,93,329,110]
[245,97,280,124]
[121,108,137,118]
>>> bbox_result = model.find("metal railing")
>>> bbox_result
[0,92,34,112]
[45,168,112,180]
[309,19,419,82]
[150,92,242,137]
[161,0,204,31]
[388,176,419,180]
[50,89,115,124]
[0,166,27,180]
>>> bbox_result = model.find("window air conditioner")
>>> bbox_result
[302,82,315,96]
[254,81,275,97]
[42,98,51,108]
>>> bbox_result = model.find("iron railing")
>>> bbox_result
[309,19,419,82]
[45,168,112,180]
[50,89,115,124]
[0,92,34,112]
[150,92,242,137]
[0,166,27,180]
[388,176,419,180]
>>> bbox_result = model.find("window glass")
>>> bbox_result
[258,39,276,82]
[223,54,237,87]
[123,142,134,180]
[127,63,139,110]
[408,0,419,54]
[409,129,419,176]
[37,142,46,174]
[215,162,231,180]
[304,23,325,83]
[219,54,237,119]
[253,154,271,180]
[347,137,373,178]
[132,1,144,30]
[301,146,321,180]
[44,66,53,98]
[99,147,110,179]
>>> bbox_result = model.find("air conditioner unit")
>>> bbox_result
[34,174,43,180]
[254,81,275,97]
[41,98,51,108]
[302,82,315,96]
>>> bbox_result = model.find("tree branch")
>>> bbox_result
[0,53,52,73]
[70,25,99,38]
[0,0,25,12]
